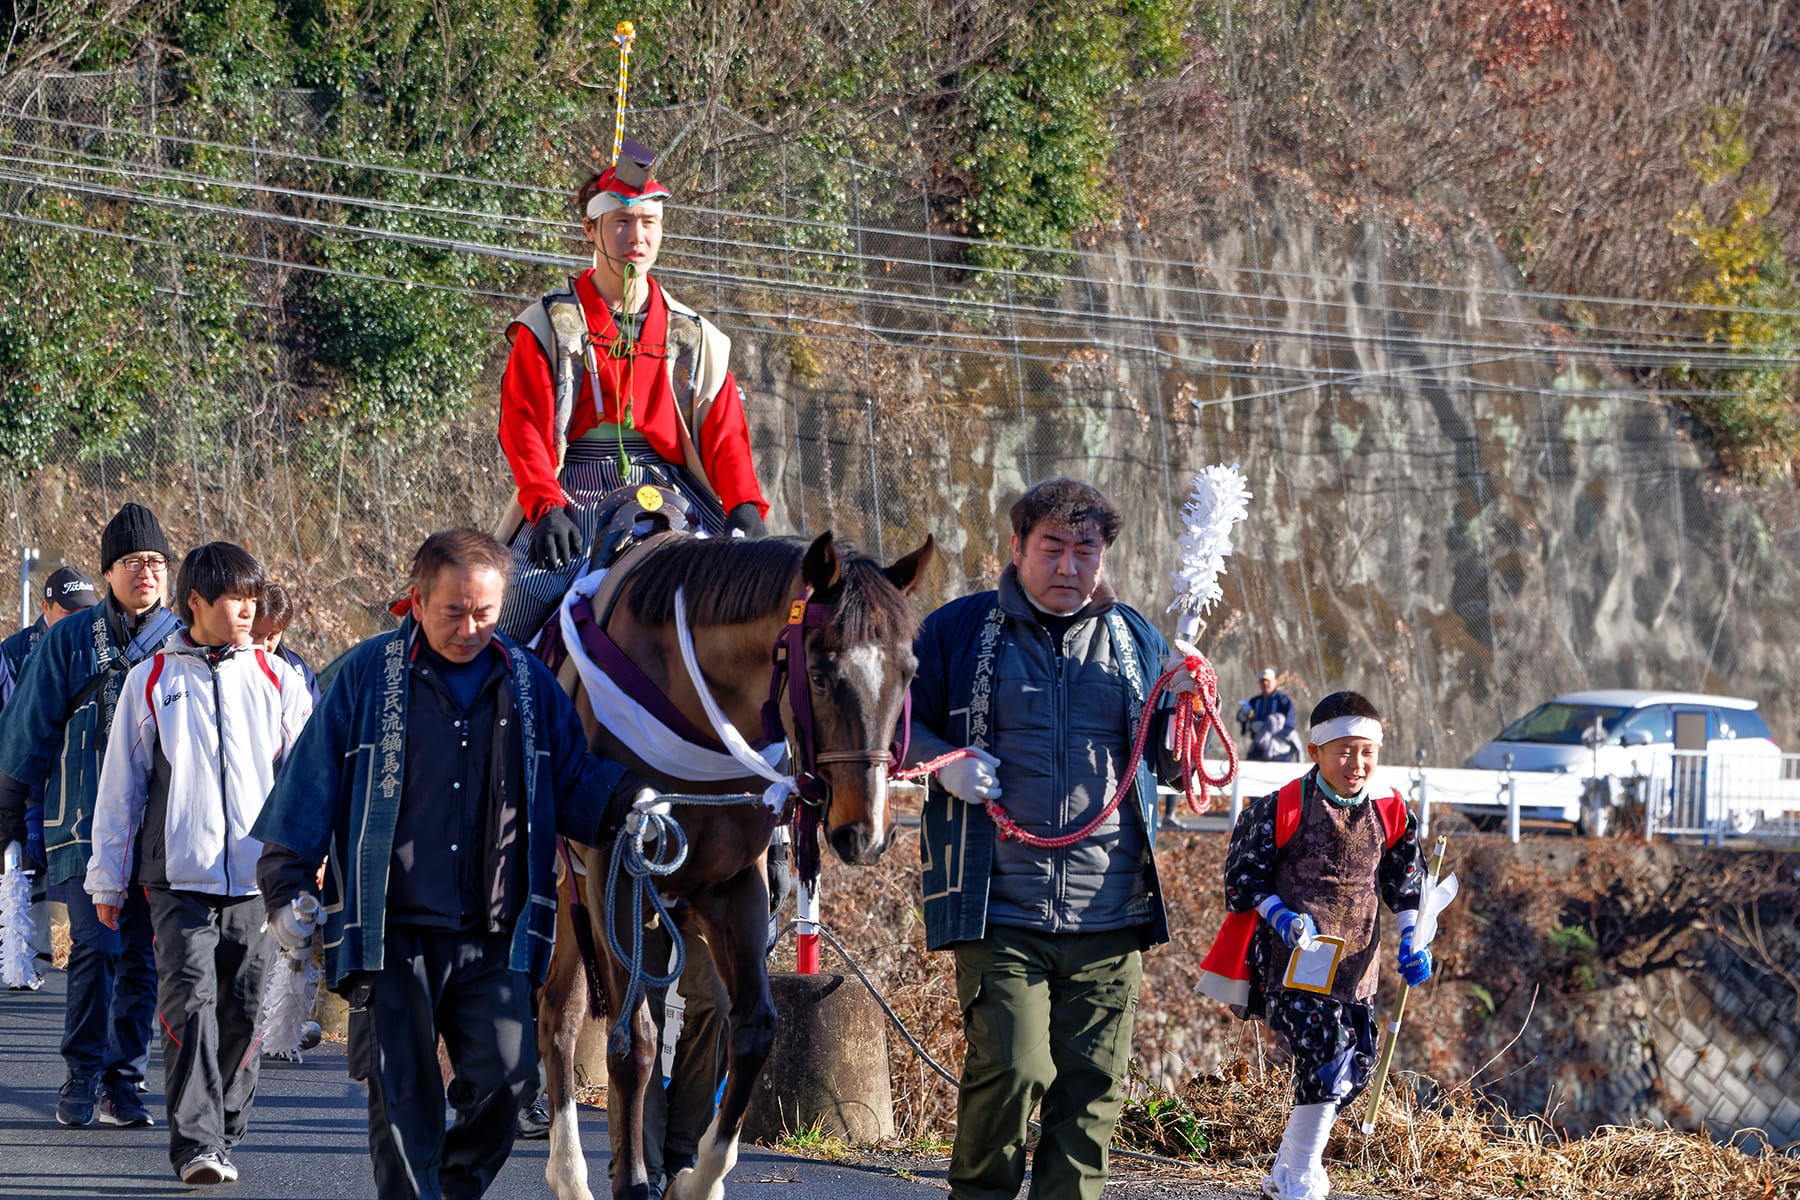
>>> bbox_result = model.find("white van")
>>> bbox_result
[1460,690,1786,834]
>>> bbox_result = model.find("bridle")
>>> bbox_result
[760,590,909,877]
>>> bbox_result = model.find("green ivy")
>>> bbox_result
[0,217,171,474]
[955,0,1189,269]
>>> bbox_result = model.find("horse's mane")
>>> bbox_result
[623,535,917,645]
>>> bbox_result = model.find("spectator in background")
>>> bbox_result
[0,504,184,1128]
[86,543,313,1185]
[0,566,100,705]
[251,581,319,700]
[0,565,102,986]
[1239,667,1302,763]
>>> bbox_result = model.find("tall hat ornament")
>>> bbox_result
[612,21,636,168]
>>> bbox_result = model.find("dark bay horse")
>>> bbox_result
[540,529,933,1200]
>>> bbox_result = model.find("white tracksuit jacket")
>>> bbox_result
[85,636,313,907]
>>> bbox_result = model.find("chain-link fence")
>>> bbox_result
[5,68,1799,765]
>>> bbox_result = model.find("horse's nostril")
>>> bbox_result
[830,825,871,864]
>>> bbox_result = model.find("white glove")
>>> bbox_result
[269,893,321,954]
[1159,639,1202,695]
[938,748,1003,804]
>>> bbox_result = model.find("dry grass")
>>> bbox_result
[1107,1058,1800,1199]
[790,828,1800,1196]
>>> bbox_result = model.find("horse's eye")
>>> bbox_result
[808,672,830,690]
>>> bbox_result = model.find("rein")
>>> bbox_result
[892,647,1239,848]
[761,597,833,806]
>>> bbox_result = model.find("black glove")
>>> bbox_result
[527,506,583,570]
[766,839,795,917]
[723,502,766,539]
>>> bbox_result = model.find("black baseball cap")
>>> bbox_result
[44,566,100,610]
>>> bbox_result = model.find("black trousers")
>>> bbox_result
[146,888,274,1171]
[349,928,536,1200]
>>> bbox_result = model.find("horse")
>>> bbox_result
[538,527,934,1200]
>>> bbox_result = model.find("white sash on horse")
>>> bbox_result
[558,569,789,784]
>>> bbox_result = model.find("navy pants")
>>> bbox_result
[350,929,536,1200]
[51,881,157,1087]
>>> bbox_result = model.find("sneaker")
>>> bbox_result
[56,1073,97,1127]
[98,1079,154,1127]
[516,1096,551,1139]
[180,1151,235,1185]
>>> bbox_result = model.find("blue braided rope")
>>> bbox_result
[603,810,690,1058]
[598,790,778,1058]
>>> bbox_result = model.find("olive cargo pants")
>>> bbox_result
[950,925,1144,1200]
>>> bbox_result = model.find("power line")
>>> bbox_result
[9,105,1800,327]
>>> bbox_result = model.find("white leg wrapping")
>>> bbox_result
[665,1110,735,1200]
[545,1094,597,1200]
[1260,1102,1336,1200]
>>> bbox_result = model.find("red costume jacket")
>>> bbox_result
[498,271,768,522]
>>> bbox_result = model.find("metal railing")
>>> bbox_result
[1185,751,1800,847]
[1642,751,1800,843]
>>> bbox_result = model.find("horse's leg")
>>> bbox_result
[544,857,598,1200]
[602,892,664,1200]
[665,867,777,1200]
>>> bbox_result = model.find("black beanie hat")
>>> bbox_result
[100,504,172,573]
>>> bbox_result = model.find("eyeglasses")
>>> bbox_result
[115,555,169,575]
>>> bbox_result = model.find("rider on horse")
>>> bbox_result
[496,138,771,641]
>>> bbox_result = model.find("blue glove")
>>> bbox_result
[1265,900,1317,950]
[23,803,44,872]
[1397,935,1432,987]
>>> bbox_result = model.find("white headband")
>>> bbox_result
[1309,715,1384,746]
[586,192,666,221]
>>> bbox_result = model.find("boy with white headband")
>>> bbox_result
[1196,691,1430,1200]
[495,138,770,638]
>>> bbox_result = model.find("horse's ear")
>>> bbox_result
[884,535,935,595]
[803,531,841,591]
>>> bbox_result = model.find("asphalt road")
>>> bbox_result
[0,970,965,1200]
[2,964,1271,1200]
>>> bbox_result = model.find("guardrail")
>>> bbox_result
[1184,751,1800,846]
[1640,750,1800,843]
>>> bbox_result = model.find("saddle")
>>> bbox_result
[586,483,690,572]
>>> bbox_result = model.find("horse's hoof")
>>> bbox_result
[664,1167,722,1200]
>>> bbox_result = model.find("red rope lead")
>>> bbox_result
[892,650,1240,848]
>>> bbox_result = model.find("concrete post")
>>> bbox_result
[741,972,896,1145]
[1504,753,1520,844]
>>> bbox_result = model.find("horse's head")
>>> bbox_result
[796,530,934,865]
